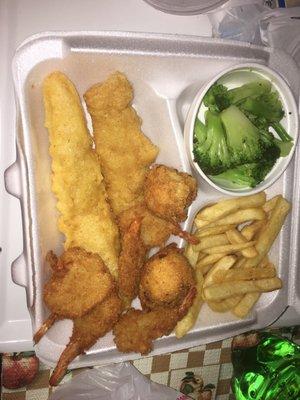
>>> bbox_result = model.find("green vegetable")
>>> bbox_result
[193,110,230,175]
[193,76,292,189]
[203,84,231,112]
[203,79,271,113]
[220,105,265,166]
[193,118,207,145]
[228,79,271,105]
[240,91,293,142]
[210,162,274,189]
[274,139,294,157]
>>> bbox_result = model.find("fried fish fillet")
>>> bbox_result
[43,71,119,277]
[43,247,114,319]
[84,72,159,216]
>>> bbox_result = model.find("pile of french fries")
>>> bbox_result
[175,192,291,339]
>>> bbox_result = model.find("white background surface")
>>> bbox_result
[0,0,298,353]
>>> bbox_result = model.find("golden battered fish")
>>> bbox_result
[43,72,120,277]
[84,72,159,216]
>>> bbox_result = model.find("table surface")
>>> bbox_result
[1,326,300,400]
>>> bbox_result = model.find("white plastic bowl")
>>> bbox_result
[184,63,299,196]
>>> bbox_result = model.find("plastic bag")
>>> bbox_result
[49,362,189,400]
[260,7,300,65]
[208,0,269,44]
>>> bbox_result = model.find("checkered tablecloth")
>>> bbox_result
[1,339,234,400]
[1,326,300,400]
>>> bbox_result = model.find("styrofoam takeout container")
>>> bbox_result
[5,31,300,370]
[184,63,299,196]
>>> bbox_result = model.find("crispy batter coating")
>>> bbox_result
[43,71,119,278]
[118,219,147,305]
[49,291,123,386]
[139,244,196,310]
[144,165,197,223]
[118,204,175,248]
[43,248,114,319]
[113,288,196,355]
[118,204,199,248]
[84,72,159,216]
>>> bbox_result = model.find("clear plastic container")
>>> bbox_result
[142,0,229,15]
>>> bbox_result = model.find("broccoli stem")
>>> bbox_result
[228,79,271,105]
[194,118,207,145]
[271,121,293,142]
[241,97,277,121]
[220,105,262,165]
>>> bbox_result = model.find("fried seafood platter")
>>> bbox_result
[33,69,289,385]
[35,71,200,385]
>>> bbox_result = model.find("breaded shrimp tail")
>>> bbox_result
[49,291,123,386]
[84,72,159,216]
[43,71,120,277]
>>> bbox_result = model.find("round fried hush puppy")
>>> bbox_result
[139,244,196,310]
[43,247,114,319]
[144,165,197,224]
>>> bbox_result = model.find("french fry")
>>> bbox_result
[263,195,282,214]
[203,241,256,255]
[207,296,243,313]
[226,229,258,258]
[244,197,291,268]
[233,257,247,269]
[214,265,276,283]
[203,277,282,301]
[196,253,227,270]
[241,220,265,241]
[196,192,266,222]
[194,234,228,252]
[259,256,270,268]
[196,224,236,238]
[205,208,266,228]
[232,292,261,318]
[197,252,206,261]
[175,268,204,338]
[201,264,214,275]
[203,255,236,287]
[184,244,200,267]
[194,218,210,229]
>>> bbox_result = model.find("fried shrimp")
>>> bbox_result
[43,247,114,319]
[139,244,196,310]
[118,219,147,305]
[113,288,196,355]
[49,291,123,386]
[118,204,199,248]
[43,72,119,278]
[84,72,159,217]
[144,165,197,224]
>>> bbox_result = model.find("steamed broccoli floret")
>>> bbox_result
[240,91,293,142]
[227,79,271,105]
[203,84,231,112]
[274,139,294,157]
[220,106,264,165]
[203,79,271,113]
[193,118,207,145]
[193,111,230,175]
[210,162,274,189]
